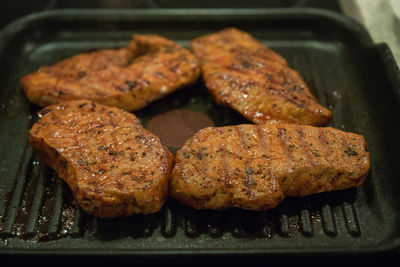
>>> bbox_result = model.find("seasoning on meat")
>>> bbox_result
[22,34,200,111]
[190,28,332,125]
[28,100,173,218]
[170,124,369,211]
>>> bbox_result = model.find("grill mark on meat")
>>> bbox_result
[295,126,313,166]
[115,80,138,92]
[315,127,330,163]
[256,125,266,149]
[306,128,329,190]
[267,81,310,109]
[228,57,286,81]
[234,126,256,193]
[234,126,247,149]
[338,131,352,158]
[317,128,329,146]
[269,82,310,109]
[216,128,229,189]
[194,135,210,189]
[337,130,353,172]
[256,125,274,182]
[276,127,295,173]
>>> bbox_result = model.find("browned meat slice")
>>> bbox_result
[28,100,173,218]
[190,28,332,125]
[170,124,369,211]
[22,34,200,111]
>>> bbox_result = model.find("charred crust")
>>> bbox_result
[126,80,137,89]
[345,147,358,156]
[77,159,89,166]
[109,151,124,156]
[277,128,287,138]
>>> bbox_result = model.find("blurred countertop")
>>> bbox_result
[340,0,400,65]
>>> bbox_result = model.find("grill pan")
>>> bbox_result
[0,8,400,262]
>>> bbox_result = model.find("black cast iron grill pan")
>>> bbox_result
[0,8,400,260]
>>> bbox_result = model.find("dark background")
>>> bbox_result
[0,0,342,31]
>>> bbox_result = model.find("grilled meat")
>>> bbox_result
[22,34,200,111]
[170,124,369,211]
[28,100,173,218]
[190,28,332,125]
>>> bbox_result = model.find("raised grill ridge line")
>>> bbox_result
[0,144,34,236]
[342,202,361,236]
[47,179,64,235]
[23,161,45,237]
[321,204,337,236]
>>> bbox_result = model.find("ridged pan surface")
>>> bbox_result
[0,9,399,256]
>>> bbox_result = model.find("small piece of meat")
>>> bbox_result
[22,34,200,111]
[28,100,173,218]
[170,124,369,211]
[190,28,332,125]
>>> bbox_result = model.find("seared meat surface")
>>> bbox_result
[170,124,369,211]
[22,34,200,111]
[29,100,173,218]
[190,28,332,125]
